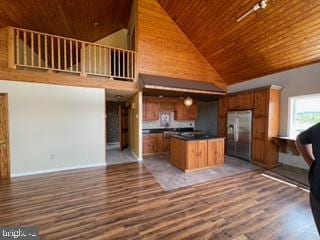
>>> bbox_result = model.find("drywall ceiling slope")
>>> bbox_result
[0,0,133,42]
[158,0,320,84]
[137,0,226,91]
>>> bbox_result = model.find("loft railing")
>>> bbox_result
[7,27,135,81]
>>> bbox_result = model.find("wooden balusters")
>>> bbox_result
[76,41,79,72]
[44,35,48,68]
[31,32,34,66]
[80,42,86,76]
[9,27,135,81]
[7,27,16,69]
[58,38,61,70]
[51,37,54,69]
[38,33,41,67]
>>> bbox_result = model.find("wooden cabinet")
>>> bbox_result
[218,117,227,138]
[143,133,171,155]
[254,90,268,116]
[143,134,159,154]
[175,101,198,120]
[208,139,225,166]
[218,97,228,118]
[188,103,198,120]
[171,137,225,172]
[227,95,238,110]
[160,101,175,110]
[218,85,281,169]
[174,101,186,120]
[252,139,266,165]
[227,93,253,110]
[186,140,208,169]
[252,117,267,139]
[238,93,254,109]
[143,97,198,121]
[145,99,160,121]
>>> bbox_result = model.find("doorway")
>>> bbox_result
[0,93,10,179]
[106,101,136,165]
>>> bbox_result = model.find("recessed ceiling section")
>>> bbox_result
[0,0,133,42]
[158,0,320,84]
[106,89,135,102]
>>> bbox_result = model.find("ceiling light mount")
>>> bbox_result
[237,0,268,22]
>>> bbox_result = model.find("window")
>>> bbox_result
[289,94,320,137]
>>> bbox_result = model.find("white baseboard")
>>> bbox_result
[131,150,143,161]
[11,162,107,178]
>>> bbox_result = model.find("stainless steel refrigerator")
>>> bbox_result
[227,110,252,161]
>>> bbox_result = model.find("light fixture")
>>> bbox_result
[115,95,123,101]
[236,0,268,22]
[184,97,193,107]
[158,95,163,98]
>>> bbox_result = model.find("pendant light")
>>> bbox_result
[184,97,193,107]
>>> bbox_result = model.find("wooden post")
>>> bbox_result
[7,27,16,69]
[80,42,87,76]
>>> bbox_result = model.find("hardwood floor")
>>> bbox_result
[0,163,317,239]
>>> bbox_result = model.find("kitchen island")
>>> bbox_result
[171,134,225,172]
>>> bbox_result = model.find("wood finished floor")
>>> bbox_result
[0,163,317,240]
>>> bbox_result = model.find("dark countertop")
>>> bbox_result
[143,128,196,134]
[171,134,225,141]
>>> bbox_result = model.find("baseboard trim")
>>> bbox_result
[131,150,143,161]
[11,162,107,178]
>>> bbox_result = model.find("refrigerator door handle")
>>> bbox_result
[233,120,236,142]
[235,117,239,142]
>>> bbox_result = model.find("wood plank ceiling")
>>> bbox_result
[158,0,320,84]
[0,0,133,42]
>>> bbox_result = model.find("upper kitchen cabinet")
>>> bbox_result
[227,93,253,110]
[218,97,228,118]
[175,101,198,121]
[144,98,160,121]
[254,90,269,117]
[218,85,281,169]
[188,103,198,120]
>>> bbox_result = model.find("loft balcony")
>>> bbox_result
[7,27,136,82]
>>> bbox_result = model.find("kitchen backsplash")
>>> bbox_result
[143,112,195,129]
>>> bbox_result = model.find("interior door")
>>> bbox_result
[120,105,129,151]
[227,111,236,156]
[0,93,10,179]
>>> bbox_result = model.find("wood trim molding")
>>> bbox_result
[227,85,283,96]
[0,69,138,92]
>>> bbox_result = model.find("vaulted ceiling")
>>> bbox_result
[158,0,320,84]
[0,0,133,42]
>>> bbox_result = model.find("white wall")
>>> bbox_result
[0,80,106,176]
[228,62,320,169]
[96,29,128,49]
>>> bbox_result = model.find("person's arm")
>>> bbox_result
[296,136,314,167]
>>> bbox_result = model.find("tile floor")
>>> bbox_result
[106,147,138,165]
[143,154,261,191]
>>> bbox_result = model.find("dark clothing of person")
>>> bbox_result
[298,123,320,235]
[310,193,320,234]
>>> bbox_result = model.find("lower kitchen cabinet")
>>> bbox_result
[143,133,170,155]
[171,137,225,172]
[143,134,159,155]
[207,139,225,166]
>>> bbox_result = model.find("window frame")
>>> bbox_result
[288,93,320,138]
